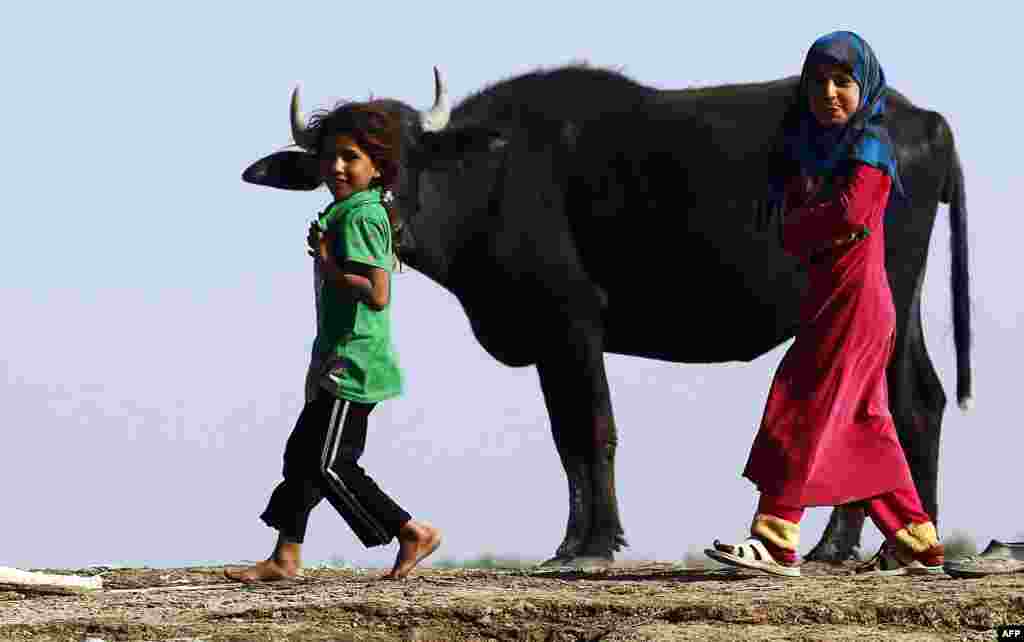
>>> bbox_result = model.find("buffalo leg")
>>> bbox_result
[805,505,867,562]
[536,320,626,567]
[537,359,591,565]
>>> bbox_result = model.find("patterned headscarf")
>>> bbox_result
[765,31,903,219]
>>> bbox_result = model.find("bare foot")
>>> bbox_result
[224,558,301,583]
[384,520,442,580]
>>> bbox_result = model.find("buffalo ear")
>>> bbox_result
[417,126,507,165]
[242,151,322,191]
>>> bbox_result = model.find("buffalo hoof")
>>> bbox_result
[537,555,573,568]
[534,554,614,573]
[804,541,862,563]
[568,554,614,570]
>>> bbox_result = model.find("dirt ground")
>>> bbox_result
[0,561,1020,641]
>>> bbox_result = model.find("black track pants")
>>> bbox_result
[260,394,411,547]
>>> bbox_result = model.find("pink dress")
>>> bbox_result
[743,163,917,507]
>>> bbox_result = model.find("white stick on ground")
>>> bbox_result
[0,566,103,593]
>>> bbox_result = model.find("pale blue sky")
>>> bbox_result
[1,2,1019,568]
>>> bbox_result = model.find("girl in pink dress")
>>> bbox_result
[706,31,944,577]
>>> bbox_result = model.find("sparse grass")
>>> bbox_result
[680,548,726,570]
[322,530,1024,571]
[432,554,536,570]
[316,555,352,570]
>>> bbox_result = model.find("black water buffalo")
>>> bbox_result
[244,65,971,565]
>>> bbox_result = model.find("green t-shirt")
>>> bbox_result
[312,188,402,403]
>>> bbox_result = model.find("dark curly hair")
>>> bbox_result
[305,101,405,258]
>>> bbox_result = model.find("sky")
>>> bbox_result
[1,2,1020,569]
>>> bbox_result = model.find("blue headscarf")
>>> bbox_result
[764,31,903,221]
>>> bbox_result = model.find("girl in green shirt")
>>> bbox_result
[226,101,441,582]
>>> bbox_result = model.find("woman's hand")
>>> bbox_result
[803,175,824,195]
[835,225,870,246]
[784,175,825,213]
[809,225,871,261]
[801,175,827,203]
